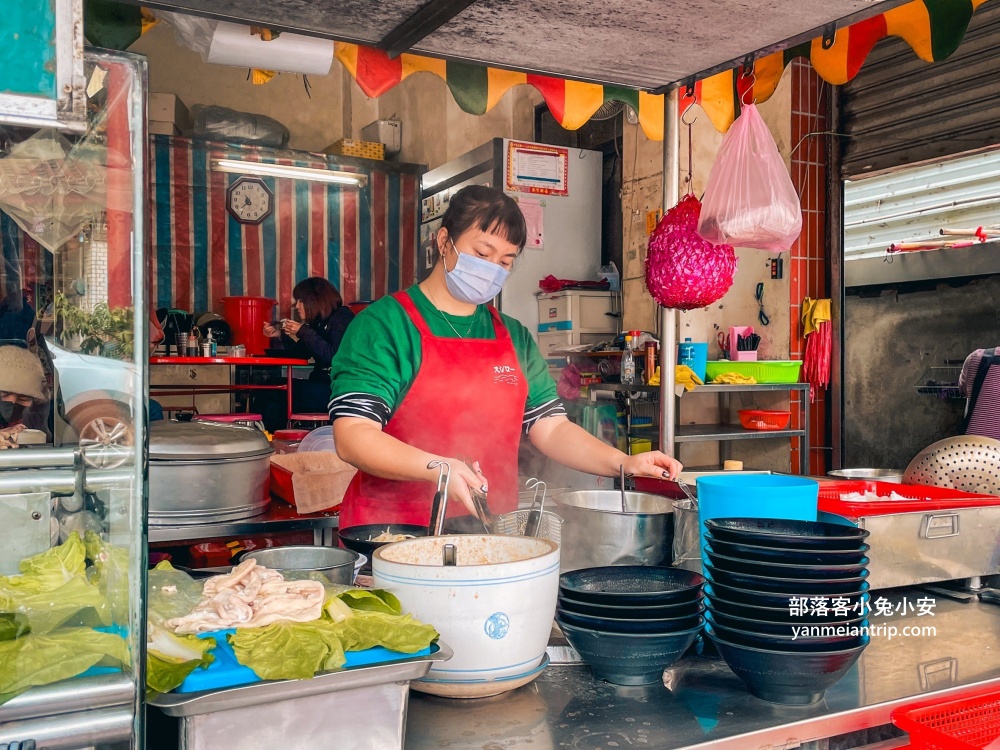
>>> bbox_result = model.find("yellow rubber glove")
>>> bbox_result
[674,365,703,391]
[713,372,758,385]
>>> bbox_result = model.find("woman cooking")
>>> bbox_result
[329,185,682,527]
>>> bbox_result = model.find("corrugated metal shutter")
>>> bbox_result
[843,147,1000,286]
[840,1,1000,179]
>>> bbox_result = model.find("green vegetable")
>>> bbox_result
[331,611,438,654]
[148,560,204,624]
[12,532,87,591]
[0,628,128,705]
[84,532,130,626]
[0,574,111,634]
[0,614,29,642]
[229,620,346,680]
[334,589,402,615]
[146,623,215,697]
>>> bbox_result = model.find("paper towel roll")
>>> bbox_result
[207,22,334,76]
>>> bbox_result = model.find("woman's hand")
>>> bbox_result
[262,322,280,338]
[429,458,486,518]
[282,320,303,336]
[621,450,683,481]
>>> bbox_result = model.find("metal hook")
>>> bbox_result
[525,478,547,510]
[740,61,756,107]
[680,101,698,127]
[428,460,452,496]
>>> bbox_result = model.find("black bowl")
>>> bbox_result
[557,607,703,635]
[705,518,869,551]
[705,616,867,652]
[339,524,428,572]
[705,564,869,595]
[559,566,705,606]
[706,580,870,610]
[705,604,866,637]
[705,586,870,623]
[704,535,870,566]
[559,594,704,620]
[557,618,702,685]
[704,548,870,579]
[707,629,868,705]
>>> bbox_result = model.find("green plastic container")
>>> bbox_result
[705,360,803,384]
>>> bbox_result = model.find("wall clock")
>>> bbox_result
[226,176,273,225]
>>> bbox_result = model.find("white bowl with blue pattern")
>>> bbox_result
[373,534,560,698]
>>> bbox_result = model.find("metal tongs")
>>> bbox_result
[676,478,698,507]
[524,478,547,538]
[428,460,457,566]
[460,456,494,532]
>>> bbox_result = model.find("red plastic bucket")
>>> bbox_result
[221,296,276,355]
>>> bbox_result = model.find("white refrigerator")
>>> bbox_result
[419,138,603,338]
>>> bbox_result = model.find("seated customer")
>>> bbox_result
[261,277,355,424]
[0,344,47,449]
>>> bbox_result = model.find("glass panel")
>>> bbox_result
[0,50,146,747]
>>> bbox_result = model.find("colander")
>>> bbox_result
[902,436,1000,495]
[491,510,563,545]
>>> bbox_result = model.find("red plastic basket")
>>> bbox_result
[737,409,791,431]
[892,689,1000,749]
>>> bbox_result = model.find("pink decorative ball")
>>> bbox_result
[645,194,737,311]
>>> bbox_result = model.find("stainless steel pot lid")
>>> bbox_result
[149,420,272,460]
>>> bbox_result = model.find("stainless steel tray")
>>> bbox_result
[150,643,453,718]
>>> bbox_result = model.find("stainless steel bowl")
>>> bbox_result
[553,490,674,572]
[239,546,360,585]
[827,468,903,483]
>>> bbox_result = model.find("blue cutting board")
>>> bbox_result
[177,629,433,693]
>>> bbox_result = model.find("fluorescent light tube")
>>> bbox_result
[212,159,367,187]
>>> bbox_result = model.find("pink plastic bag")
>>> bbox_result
[697,104,802,251]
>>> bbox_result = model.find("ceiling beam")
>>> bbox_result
[377,0,479,59]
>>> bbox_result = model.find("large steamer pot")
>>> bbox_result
[148,420,272,526]
[554,490,674,572]
[373,535,559,699]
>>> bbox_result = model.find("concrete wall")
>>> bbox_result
[844,275,1000,470]
[130,23,541,167]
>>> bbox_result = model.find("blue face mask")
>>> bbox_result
[443,239,511,305]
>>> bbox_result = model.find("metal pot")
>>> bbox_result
[828,468,903,483]
[671,499,702,574]
[148,420,272,526]
[553,490,674,572]
[240,546,360,585]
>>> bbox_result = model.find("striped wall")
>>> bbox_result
[149,135,420,315]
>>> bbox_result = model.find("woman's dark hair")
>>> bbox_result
[293,277,343,323]
[440,185,527,251]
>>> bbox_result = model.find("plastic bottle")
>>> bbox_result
[621,334,637,386]
[205,329,217,357]
[679,337,696,370]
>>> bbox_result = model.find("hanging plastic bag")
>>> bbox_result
[645,194,737,311]
[697,104,802,251]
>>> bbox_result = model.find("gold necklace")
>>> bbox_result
[423,285,477,338]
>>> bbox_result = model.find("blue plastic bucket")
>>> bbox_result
[695,475,819,566]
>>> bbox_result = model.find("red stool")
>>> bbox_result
[288,413,331,429]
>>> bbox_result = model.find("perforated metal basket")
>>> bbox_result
[903,436,1000,495]
[491,510,563,545]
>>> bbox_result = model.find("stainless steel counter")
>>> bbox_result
[406,591,1000,749]
[147,502,339,544]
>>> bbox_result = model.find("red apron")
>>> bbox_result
[338,291,528,527]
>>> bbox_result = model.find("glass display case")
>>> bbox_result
[0,49,147,748]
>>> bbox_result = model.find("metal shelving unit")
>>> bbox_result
[585,381,809,473]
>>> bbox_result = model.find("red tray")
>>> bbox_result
[892,686,1000,749]
[270,462,295,505]
[818,480,1000,517]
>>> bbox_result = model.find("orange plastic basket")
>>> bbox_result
[737,409,791,431]
[892,690,1000,749]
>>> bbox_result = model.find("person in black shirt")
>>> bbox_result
[263,277,354,420]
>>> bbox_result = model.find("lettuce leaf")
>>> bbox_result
[18,531,86,587]
[148,560,204,624]
[229,620,346,680]
[84,532,131,626]
[334,589,402,615]
[330,611,438,654]
[0,628,128,705]
[0,574,111,634]
[146,623,215,697]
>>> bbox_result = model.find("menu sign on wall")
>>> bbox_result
[505,141,568,196]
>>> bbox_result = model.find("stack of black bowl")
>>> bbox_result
[702,518,872,705]
[555,566,705,686]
